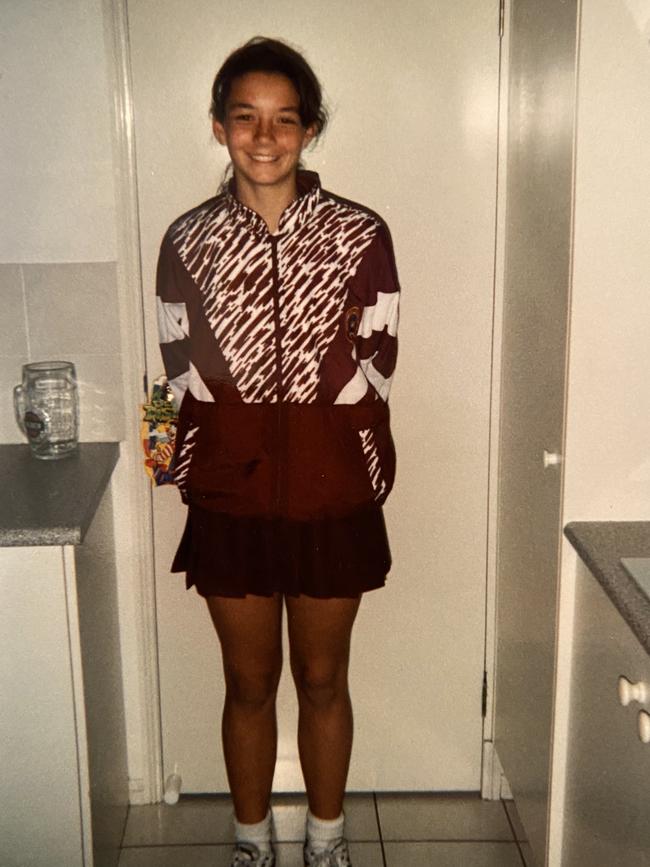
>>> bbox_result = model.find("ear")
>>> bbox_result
[302,123,317,149]
[212,118,227,146]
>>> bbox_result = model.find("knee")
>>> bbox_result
[224,659,282,710]
[292,662,348,710]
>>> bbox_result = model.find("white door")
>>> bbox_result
[494,0,577,858]
[129,0,500,792]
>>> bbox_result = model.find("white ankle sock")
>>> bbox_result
[234,808,273,854]
[306,809,345,852]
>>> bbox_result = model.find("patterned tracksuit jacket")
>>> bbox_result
[156,171,400,521]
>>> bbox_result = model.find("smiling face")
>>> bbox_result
[212,71,315,201]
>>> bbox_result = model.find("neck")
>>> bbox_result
[234,175,298,234]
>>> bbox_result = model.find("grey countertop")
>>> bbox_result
[564,521,650,656]
[0,442,119,546]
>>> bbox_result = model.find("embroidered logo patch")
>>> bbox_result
[345,306,361,344]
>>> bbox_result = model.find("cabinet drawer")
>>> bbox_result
[563,560,650,865]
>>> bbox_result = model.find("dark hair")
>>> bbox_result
[210,37,328,137]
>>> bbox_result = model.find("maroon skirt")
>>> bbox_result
[171,502,391,599]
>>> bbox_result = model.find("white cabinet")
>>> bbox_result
[495,0,650,862]
[562,560,650,865]
[0,485,128,867]
[1,545,90,867]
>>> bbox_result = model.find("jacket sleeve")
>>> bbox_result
[156,231,191,409]
[355,223,400,402]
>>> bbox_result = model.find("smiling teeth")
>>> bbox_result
[250,155,276,162]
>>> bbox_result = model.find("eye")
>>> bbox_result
[278,115,299,125]
[233,112,254,122]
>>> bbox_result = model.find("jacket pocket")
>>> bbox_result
[282,404,372,519]
[171,419,199,500]
[351,403,396,505]
[176,395,273,514]
[358,428,388,501]
[284,402,395,519]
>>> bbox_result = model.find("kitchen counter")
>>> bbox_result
[0,442,119,546]
[564,521,650,655]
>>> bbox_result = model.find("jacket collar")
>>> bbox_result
[226,170,321,237]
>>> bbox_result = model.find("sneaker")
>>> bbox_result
[303,837,352,866]
[230,842,275,866]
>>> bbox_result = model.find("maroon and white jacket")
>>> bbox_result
[156,171,399,521]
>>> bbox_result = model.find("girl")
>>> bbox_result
[156,36,400,867]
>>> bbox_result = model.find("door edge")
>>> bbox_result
[102,0,163,805]
[481,0,511,797]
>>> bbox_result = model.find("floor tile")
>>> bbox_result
[271,793,379,841]
[383,840,524,866]
[376,793,513,841]
[119,845,228,866]
[122,793,379,849]
[503,799,527,841]
[119,841,383,866]
[122,796,233,846]
[340,841,384,867]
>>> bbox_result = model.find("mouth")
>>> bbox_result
[249,154,279,163]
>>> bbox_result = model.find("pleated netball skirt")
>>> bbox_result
[171,502,391,599]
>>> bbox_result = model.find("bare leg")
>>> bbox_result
[285,594,361,820]
[205,593,283,824]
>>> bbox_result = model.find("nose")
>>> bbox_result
[254,118,274,143]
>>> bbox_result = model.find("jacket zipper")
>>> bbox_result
[270,236,283,514]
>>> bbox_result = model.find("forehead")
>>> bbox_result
[227,71,300,108]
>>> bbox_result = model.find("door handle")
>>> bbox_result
[638,711,650,744]
[543,450,563,468]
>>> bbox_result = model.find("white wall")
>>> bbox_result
[563,0,650,520]
[0,0,144,801]
[0,0,116,263]
[0,0,124,443]
[0,261,124,443]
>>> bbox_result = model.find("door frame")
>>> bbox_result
[104,0,511,803]
[481,0,512,801]
[102,0,163,805]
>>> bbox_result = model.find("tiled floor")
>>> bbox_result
[118,793,535,866]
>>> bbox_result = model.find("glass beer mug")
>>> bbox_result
[14,361,79,459]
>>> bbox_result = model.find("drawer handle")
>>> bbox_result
[638,711,650,744]
[618,676,649,706]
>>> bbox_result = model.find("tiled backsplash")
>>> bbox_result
[1,261,125,443]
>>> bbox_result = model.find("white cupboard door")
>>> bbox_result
[563,560,650,866]
[494,0,578,859]
[1,547,86,867]
[128,0,500,791]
